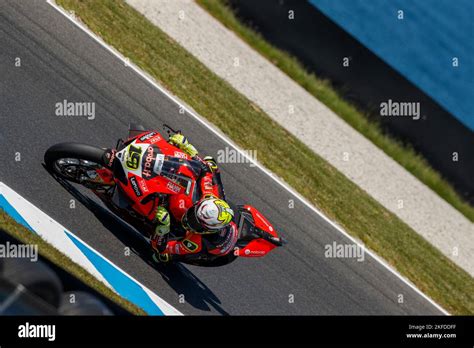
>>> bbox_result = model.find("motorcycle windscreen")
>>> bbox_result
[127,122,148,139]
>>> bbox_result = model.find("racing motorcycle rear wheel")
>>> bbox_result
[44,142,108,186]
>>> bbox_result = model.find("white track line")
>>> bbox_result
[46,0,449,315]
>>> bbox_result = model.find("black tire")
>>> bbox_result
[44,142,106,184]
[1,258,63,307]
[58,291,113,316]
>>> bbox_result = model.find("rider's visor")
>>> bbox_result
[182,207,206,233]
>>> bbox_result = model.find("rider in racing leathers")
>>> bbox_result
[150,133,236,263]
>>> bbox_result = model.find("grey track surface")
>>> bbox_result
[0,0,442,315]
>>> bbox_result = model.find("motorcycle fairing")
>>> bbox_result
[114,132,199,220]
[235,205,282,258]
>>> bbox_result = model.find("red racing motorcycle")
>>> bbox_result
[44,123,285,266]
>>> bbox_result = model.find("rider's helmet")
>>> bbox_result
[182,197,234,233]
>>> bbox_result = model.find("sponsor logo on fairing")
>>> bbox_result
[173,151,187,159]
[139,132,157,142]
[139,179,149,194]
[142,146,155,179]
[129,177,142,197]
[105,150,115,168]
[139,132,162,144]
[244,249,265,255]
[166,181,181,193]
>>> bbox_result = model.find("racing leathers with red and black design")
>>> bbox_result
[150,135,238,263]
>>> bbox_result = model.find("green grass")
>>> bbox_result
[55,0,474,314]
[197,0,474,223]
[0,210,146,315]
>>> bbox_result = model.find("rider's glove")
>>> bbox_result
[154,206,170,236]
[203,156,218,173]
[169,133,198,157]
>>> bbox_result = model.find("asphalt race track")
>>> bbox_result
[0,0,443,315]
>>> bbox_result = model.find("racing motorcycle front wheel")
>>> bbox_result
[44,142,109,186]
